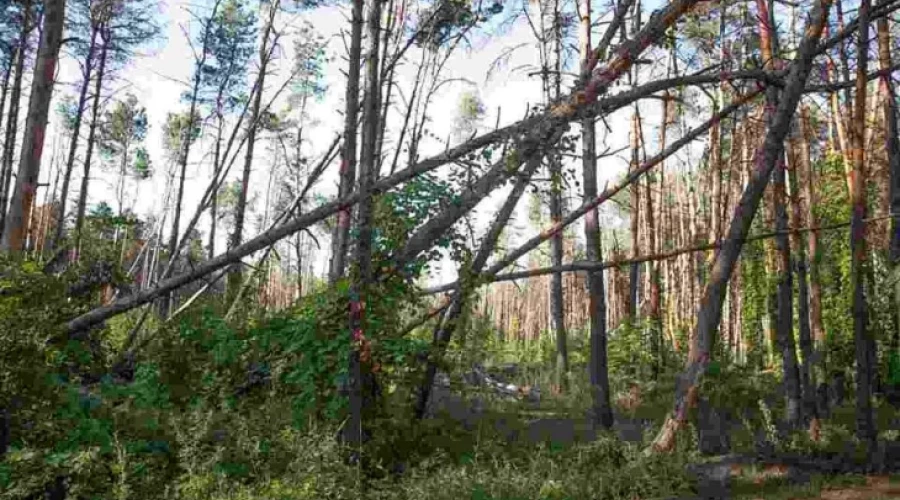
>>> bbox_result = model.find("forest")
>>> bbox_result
[1,0,900,497]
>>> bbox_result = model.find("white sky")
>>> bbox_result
[38,0,704,286]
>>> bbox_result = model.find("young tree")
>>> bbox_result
[198,0,256,259]
[98,94,150,222]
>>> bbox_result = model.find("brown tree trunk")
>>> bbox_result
[849,0,877,446]
[877,0,900,369]
[797,105,827,378]
[329,0,364,283]
[788,136,818,426]
[1,0,66,251]
[49,25,98,252]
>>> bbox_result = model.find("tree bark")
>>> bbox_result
[329,0,364,283]
[1,0,66,251]
[581,0,613,429]
[849,0,877,446]
[343,0,382,463]
[650,0,830,453]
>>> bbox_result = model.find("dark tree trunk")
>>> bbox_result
[329,0,364,282]
[581,0,612,430]
[878,0,900,378]
[849,0,877,446]
[1,0,66,251]
[73,34,109,256]
[788,137,817,423]
[344,0,382,465]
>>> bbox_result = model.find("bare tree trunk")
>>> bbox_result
[209,115,224,259]
[1,0,66,251]
[797,105,826,379]
[581,0,613,429]
[629,111,641,318]
[343,0,382,466]
[229,0,279,293]
[0,12,31,237]
[330,0,363,282]
[650,0,830,452]
[74,35,110,256]
[49,25,98,252]
[849,0,876,446]
[757,0,802,426]
[788,135,817,427]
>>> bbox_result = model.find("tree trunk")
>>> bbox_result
[209,114,224,260]
[849,0,877,446]
[49,25,98,252]
[229,0,279,293]
[629,111,641,318]
[650,0,830,452]
[797,105,826,379]
[1,0,66,251]
[73,35,109,256]
[757,0,802,426]
[877,0,900,379]
[788,133,817,426]
[343,0,382,464]
[0,52,14,228]
[580,0,613,429]
[330,0,363,283]
[0,17,30,237]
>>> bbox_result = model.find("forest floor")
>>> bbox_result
[418,360,900,500]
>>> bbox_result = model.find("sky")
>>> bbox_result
[41,0,702,286]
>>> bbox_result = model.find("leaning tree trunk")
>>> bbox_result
[49,25,98,252]
[650,0,830,453]
[849,0,877,446]
[329,0,364,283]
[581,0,614,429]
[1,0,66,251]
